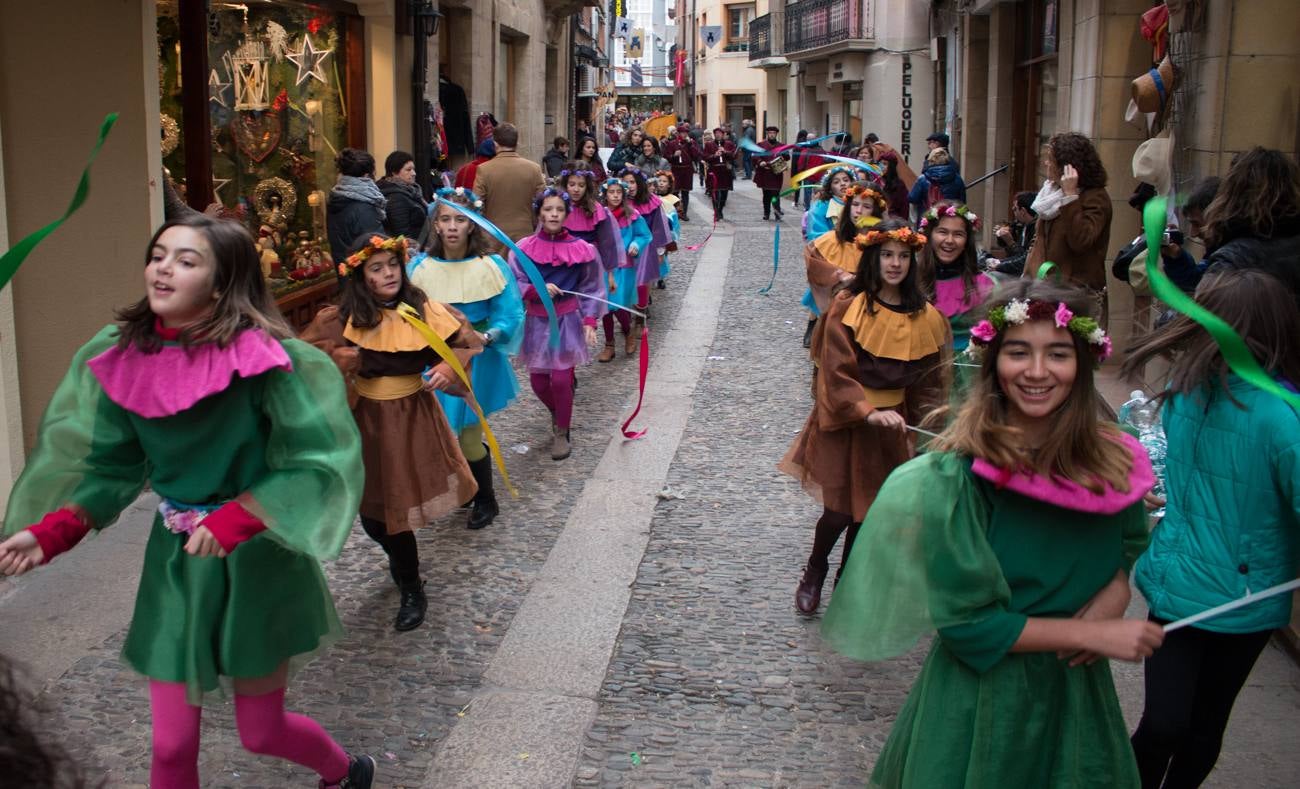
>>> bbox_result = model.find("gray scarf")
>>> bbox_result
[332,175,387,220]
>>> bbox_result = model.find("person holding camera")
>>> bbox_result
[988,191,1038,277]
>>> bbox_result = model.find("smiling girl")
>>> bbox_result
[823,279,1161,788]
[408,189,524,530]
[918,201,996,354]
[510,188,606,460]
[303,232,481,632]
[780,219,951,614]
[0,215,376,788]
[802,183,886,315]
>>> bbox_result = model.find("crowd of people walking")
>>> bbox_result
[0,103,1297,789]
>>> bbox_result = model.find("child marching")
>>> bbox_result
[407,188,525,530]
[802,183,886,315]
[560,164,624,299]
[779,219,951,615]
[0,215,376,788]
[619,165,673,330]
[510,187,607,460]
[303,232,481,632]
[598,177,652,362]
[652,169,682,288]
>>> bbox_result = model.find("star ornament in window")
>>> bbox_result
[286,35,333,87]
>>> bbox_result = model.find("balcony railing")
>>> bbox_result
[785,0,871,54]
[749,13,771,61]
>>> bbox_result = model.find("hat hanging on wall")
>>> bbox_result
[1132,133,1173,195]
[1131,57,1175,114]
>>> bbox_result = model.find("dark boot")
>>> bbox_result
[802,318,816,348]
[466,454,499,530]
[395,580,427,631]
[795,562,829,614]
[319,754,377,789]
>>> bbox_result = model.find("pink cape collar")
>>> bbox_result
[934,274,995,318]
[516,230,595,267]
[87,329,292,418]
[633,193,662,216]
[971,432,1155,515]
[563,205,606,232]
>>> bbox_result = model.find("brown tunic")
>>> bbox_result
[779,290,950,520]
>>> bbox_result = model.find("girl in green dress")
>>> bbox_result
[0,216,375,788]
[823,278,1164,788]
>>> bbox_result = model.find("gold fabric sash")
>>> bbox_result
[354,374,422,401]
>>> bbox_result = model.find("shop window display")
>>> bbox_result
[157,2,350,299]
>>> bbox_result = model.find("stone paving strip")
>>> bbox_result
[422,223,737,787]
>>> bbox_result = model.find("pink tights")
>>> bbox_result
[602,310,632,342]
[636,284,649,310]
[529,368,575,430]
[149,680,350,789]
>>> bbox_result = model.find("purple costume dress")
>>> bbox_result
[631,193,673,287]
[563,204,623,283]
[509,229,607,371]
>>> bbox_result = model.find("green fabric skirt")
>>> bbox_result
[871,642,1140,788]
[121,517,342,699]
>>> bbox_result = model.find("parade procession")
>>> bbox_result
[0,1,1298,787]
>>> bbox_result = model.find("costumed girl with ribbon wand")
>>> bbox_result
[1121,268,1300,788]
[821,278,1162,788]
[561,165,624,290]
[510,188,607,460]
[598,177,653,363]
[652,169,682,289]
[918,201,997,357]
[0,214,378,789]
[779,220,951,615]
[620,165,673,332]
[302,233,481,632]
[799,165,868,347]
[802,183,886,316]
[407,188,524,531]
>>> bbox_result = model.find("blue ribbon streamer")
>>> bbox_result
[738,131,846,157]
[432,198,560,348]
[760,194,780,294]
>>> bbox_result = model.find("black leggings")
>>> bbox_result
[807,508,861,581]
[711,189,730,214]
[677,188,690,214]
[1129,617,1272,788]
[360,516,421,588]
[761,189,781,216]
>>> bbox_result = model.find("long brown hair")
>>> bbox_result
[337,232,427,330]
[1121,268,1300,406]
[1201,147,1300,250]
[423,195,490,258]
[116,215,292,351]
[933,279,1133,493]
[919,201,980,303]
[561,161,600,217]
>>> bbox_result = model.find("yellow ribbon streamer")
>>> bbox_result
[396,303,517,498]
[789,161,844,190]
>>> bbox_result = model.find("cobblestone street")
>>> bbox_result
[4,182,1299,788]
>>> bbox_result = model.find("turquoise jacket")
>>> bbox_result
[1134,376,1300,632]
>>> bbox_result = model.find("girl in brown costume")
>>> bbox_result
[780,219,951,614]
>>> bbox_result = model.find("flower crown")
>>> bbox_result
[653,169,674,182]
[338,235,408,277]
[819,165,867,190]
[844,184,884,204]
[617,165,647,179]
[855,226,927,250]
[969,299,1112,362]
[531,187,572,213]
[433,186,483,211]
[557,168,596,182]
[919,202,981,231]
[599,177,626,198]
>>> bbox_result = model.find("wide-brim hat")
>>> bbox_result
[1131,57,1175,114]
[1132,135,1172,194]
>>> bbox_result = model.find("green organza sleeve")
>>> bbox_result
[241,339,363,560]
[1120,500,1150,574]
[3,326,149,535]
[821,452,1014,662]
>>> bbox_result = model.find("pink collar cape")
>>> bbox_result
[516,229,596,267]
[632,193,662,216]
[934,273,995,318]
[609,205,638,229]
[88,329,292,418]
[562,204,608,232]
[971,431,1155,515]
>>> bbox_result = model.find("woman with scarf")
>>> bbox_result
[1025,132,1113,293]
[327,148,387,265]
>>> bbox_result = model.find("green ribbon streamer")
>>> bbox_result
[1142,196,1300,409]
[1035,261,1058,281]
[0,113,118,292]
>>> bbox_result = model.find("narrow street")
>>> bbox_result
[2,181,1298,788]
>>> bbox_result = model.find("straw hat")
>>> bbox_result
[1131,57,1174,114]
[1132,134,1172,195]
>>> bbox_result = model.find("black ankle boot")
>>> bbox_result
[802,318,817,348]
[395,580,427,631]
[466,454,498,530]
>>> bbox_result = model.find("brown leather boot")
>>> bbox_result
[795,563,829,614]
[624,328,638,356]
[551,425,571,461]
[596,344,615,363]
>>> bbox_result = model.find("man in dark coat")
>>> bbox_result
[753,125,787,220]
[702,127,737,221]
[662,123,699,221]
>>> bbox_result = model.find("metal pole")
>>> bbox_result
[411,1,441,200]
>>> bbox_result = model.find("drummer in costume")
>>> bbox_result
[408,187,524,531]
[754,125,789,221]
[598,176,653,361]
[661,123,699,221]
[702,127,737,221]
[779,220,951,615]
[822,279,1160,788]
[303,233,481,632]
[803,183,886,315]
[510,187,607,460]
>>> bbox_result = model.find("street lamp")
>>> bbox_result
[410,0,444,197]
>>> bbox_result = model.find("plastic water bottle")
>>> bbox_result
[1120,391,1167,519]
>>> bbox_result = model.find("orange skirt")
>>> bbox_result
[778,406,912,522]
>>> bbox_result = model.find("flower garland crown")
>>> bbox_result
[531,186,573,213]
[844,184,884,204]
[819,165,866,190]
[617,165,646,178]
[433,186,484,211]
[599,177,626,199]
[338,235,408,277]
[969,299,1112,362]
[556,168,596,182]
[919,202,981,231]
[855,226,927,250]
